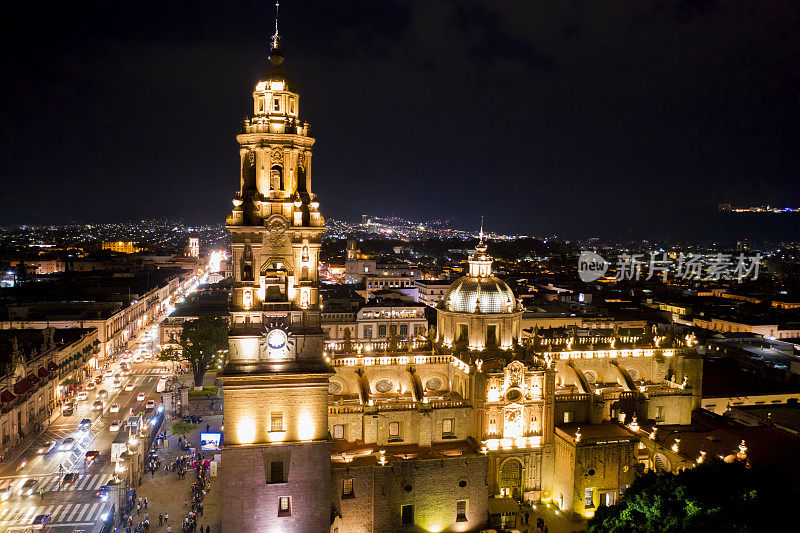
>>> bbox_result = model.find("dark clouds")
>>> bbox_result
[1,1,798,241]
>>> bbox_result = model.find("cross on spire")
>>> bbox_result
[479,215,485,244]
[271,1,280,50]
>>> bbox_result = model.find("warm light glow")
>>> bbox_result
[237,419,256,444]
[269,80,285,91]
[298,412,315,441]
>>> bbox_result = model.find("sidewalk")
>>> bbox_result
[133,415,223,532]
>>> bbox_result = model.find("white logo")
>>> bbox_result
[578,251,609,282]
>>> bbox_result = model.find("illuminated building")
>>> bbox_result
[220,29,331,532]
[187,237,200,258]
[437,234,523,351]
[101,241,140,254]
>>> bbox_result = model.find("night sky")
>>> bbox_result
[1,1,799,241]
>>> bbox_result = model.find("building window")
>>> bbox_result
[333,424,345,440]
[271,412,284,432]
[363,326,373,339]
[378,325,387,337]
[270,461,284,484]
[456,500,468,522]
[389,324,397,336]
[401,504,414,525]
[273,98,280,111]
[278,496,291,516]
[584,488,594,508]
[442,418,454,437]
[563,411,574,423]
[389,421,401,440]
[415,325,425,336]
[399,324,408,337]
[604,491,617,506]
[655,405,665,422]
[342,477,354,498]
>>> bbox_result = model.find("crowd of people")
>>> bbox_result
[118,428,217,532]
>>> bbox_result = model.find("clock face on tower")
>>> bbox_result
[267,328,288,350]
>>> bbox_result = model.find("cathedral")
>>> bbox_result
[221,30,702,533]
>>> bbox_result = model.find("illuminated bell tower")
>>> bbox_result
[220,23,331,533]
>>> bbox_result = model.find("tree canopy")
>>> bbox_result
[588,460,769,533]
[179,316,228,387]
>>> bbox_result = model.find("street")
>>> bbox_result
[0,276,199,533]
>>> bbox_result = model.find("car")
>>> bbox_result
[110,403,120,413]
[79,418,91,430]
[92,400,104,411]
[19,478,37,496]
[137,393,146,402]
[109,420,121,431]
[62,402,74,416]
[85,382,96,390]
[113,380,122,389]
[124,383,134,391]
[133,356,143,363]
[143,352,153,359]
[94,375,103,384]
[37,440,56,454]
[84,450,99,463]
[62,473,78,484]
[30,513,50,529]
[104,369,114,377]
[60,437,75,451]
[76,391,89,401]
[97,389,108,399]
[0,483,11,501]
[145,399,156,410]
[95,485,110,501]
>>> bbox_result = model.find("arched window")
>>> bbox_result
[301,246,309,262]
[297,166,307,193]
[270,165,283,191]
[499,459,523,493]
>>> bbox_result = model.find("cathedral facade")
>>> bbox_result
[219,33,703,533]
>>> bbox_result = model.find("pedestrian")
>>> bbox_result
[206,526,210,533]
[167,526,171,533]
[145,496,148,509]
[159,514,163,526]
[165,513,169,524]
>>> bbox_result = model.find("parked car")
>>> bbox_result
[109,420,121,431]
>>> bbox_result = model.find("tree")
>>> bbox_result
[179,316,228,387]
[158,346,183,368]
[588,459,767,533]
[170,421,196,438]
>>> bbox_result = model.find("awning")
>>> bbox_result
[27,373,40,385]
[0,389,15,403]
[488,498,520,515]
[37,367,50,379]
[47,361,58,372]
[13,378,33,396]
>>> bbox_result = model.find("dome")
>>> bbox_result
[444,275,516,314]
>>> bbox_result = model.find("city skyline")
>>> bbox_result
[1,1,799,241]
